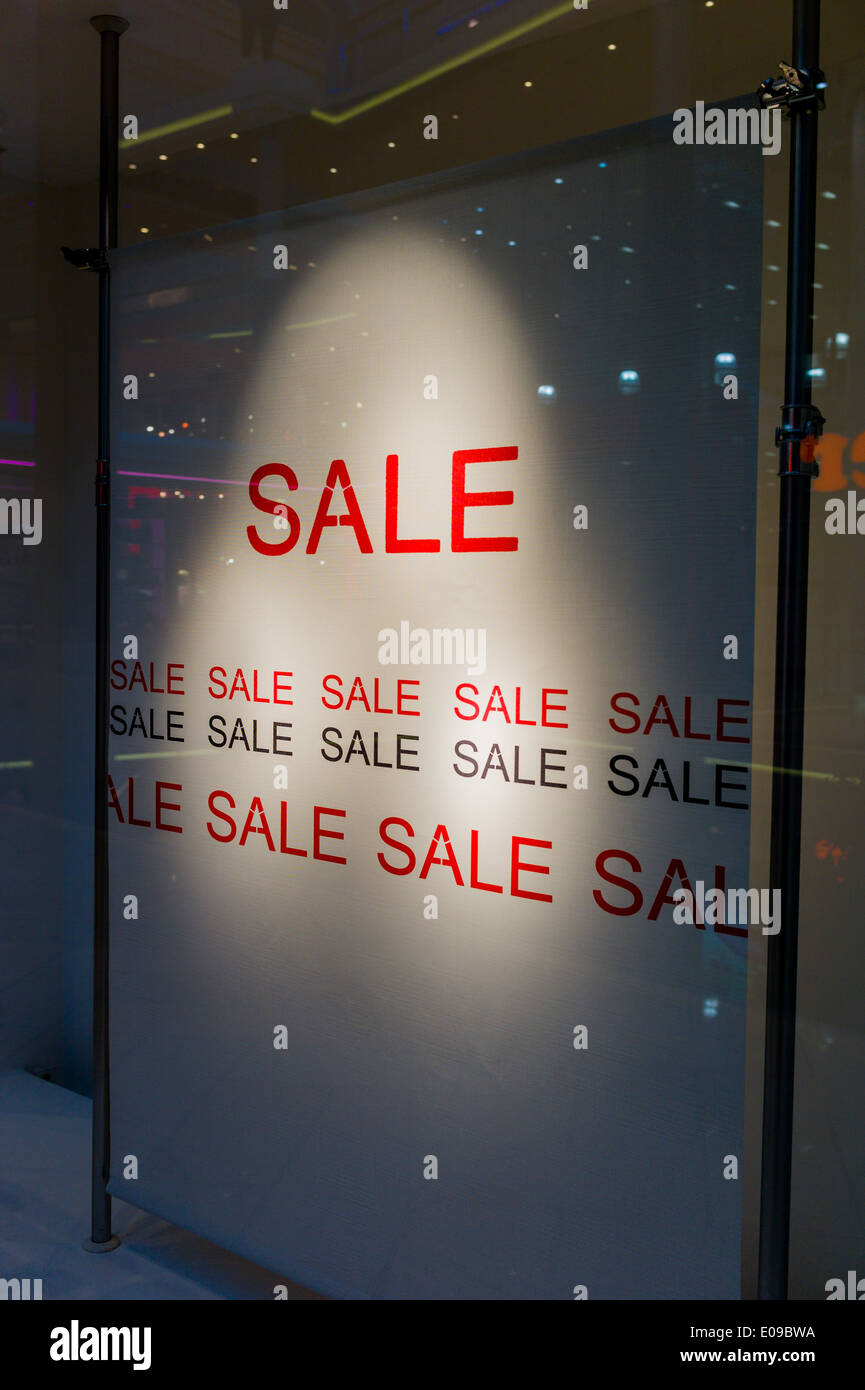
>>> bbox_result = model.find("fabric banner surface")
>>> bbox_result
[107,110,762,1299]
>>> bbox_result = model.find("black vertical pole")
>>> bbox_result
[84,13,128,1254]
[758,0,823,1299]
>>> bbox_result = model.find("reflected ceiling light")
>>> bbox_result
[158,153,168,161]
[310,3,573,123]
[524,80,533,87]
[119,103,233,148]
[282,313,356,337]
[128,162,137,170]
[139,226,149,234]
[196,142,205,149]
[230,132,239,139]
[608,44,617,50]
[250,156,258,163]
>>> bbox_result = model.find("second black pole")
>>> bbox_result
[758,0,824,1300]
[84,12,128,1255]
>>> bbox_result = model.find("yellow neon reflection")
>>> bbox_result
[120,105,234,148]
[310,2,574,125]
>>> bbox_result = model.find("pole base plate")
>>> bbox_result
[83,1236,121,1253]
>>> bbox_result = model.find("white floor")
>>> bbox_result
[0,1069,321,1300]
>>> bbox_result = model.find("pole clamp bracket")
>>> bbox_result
[95,466,110,507]
[776,403,824,477]
[61,246,108,272]
[758,62,827,114]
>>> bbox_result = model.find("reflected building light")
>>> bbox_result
[474,229,483,235]
[807,367,826,381]
[703,998,719,1018]
[146,425,154,432]
[537,384,556,400]
[554,177,563,184]
[817,242,830,250]
[620,245,635,253]
[723,200,740,209]
[766,219,782,227]
[821,190,836,198]
[617,369,640,394]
